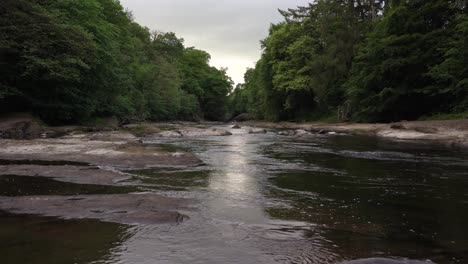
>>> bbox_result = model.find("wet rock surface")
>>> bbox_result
[178,128,232,137]
[122,122,232,138]
[244,119,468,149]
[0,194,191,225]
[0,113,44,139]
[0,136,203,169]
[0,125,206,226]
[0,165,131,185]
[249,128,267,134]
[341,258,434,264]
[294,129,311,136]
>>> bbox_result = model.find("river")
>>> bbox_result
[1,125,467,264]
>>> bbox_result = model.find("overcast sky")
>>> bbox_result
[119,0,311,84]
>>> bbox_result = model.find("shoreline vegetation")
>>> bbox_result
[0,0,466,170]
[1,0,232,124]
[1,1,466,128]
[228,0,467,124]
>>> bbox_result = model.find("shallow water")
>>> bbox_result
[1,126,468,264]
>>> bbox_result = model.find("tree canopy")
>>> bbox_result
[230,0,467,122]
[0,0,232,123]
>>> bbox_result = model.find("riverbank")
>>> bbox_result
[0,114,209,225]
[242,119,468,149]
[0,115,241,225]
[2,112,468,149]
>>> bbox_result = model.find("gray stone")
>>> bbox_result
[294,129,310,136]
[0,194,191,225]
[249,128,267,134]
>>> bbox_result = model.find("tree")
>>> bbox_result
[346,0,458,122]
[429,12,468,113]
[0,0,231,123]
[179,48,232,120]
[0,0,97,122]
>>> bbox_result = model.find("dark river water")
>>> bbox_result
[1,126,468,264]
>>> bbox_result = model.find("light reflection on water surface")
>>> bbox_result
[1,125,468,264]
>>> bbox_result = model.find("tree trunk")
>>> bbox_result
[370,0,376,20]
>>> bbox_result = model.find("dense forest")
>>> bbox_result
[229,0,468,122]
[1,0,466,124]
[0,0,232,124]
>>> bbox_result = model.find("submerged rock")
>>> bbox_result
[0,193,191,225]
[0,165,131,186]
[341,258,434,264]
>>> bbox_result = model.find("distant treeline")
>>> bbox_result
[229,0,467,122]
[0,0,232,124]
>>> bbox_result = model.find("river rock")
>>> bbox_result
[0,138,203,169]
[0,165,131,186]
[294,129,310,136]
[232,113,255,122]
[0,113,44,139]
[156,130,183,137]
[0,193,191,225]
[249,128,267,134]
[232,124,241,129]
[278,130,291,136]
[390,123,406,130]
[179,128,232,137]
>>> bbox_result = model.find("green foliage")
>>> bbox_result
[179,48,233,120]
[229,0,371,121]
[0,0,97,122]
[419,111,468,121]
[429,13,468,114]
[230,0,467,123]
[0,0,232,123]
[346,0,459,122]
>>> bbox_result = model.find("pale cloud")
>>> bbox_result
[119,0,311,84]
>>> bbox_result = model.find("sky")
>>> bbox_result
[119,0,311,85]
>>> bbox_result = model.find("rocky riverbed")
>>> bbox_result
[0,129,201,224]
[0,115,466,263]
[242,119,468,149]
[0,115,236,225]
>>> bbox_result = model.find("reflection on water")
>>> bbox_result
[0,211,128,264]
[0,175,138,196]
[1,126,468,263]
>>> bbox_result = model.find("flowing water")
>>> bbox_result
[1,126,468,264]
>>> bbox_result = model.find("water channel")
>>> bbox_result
[1,126,467,264]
